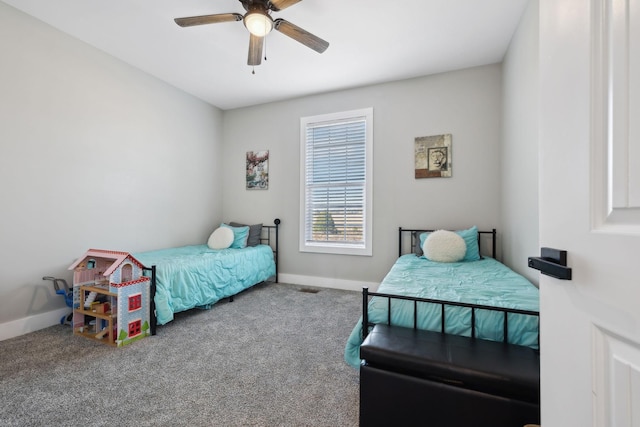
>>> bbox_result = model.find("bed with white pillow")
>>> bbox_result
[344,226,539,368]
[134,219,279,333]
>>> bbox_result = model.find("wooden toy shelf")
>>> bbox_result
[80,283,116,296]
[73,284,118,346]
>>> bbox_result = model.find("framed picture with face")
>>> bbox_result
[414,134,452,178]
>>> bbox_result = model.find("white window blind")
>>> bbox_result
[300,108,373,256]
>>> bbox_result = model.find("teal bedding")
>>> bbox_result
[134,244,275,325]
[344,254,539,368]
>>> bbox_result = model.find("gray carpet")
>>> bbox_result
[0,283,361,426]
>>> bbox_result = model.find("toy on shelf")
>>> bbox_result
[68,249,151,347]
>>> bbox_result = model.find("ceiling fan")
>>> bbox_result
[174,0,329,67]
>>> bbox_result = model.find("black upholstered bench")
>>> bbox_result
[360,324,540,427]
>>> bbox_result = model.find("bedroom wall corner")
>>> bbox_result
[0,2,224,338]
[501,0,540,284]
[221,64,503,286]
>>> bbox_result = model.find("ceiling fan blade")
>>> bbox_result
[248,34,264,66]
[273,19,329,53]
[269,0,302,12]
[174,13,243,27]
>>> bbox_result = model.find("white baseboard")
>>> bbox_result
[0,307,70,341]
[278,273,379,293]
[2,275,376,341]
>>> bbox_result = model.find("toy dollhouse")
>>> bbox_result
[68,249,151,347]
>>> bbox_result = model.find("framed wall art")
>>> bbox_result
[246,150,269,190]
[414,134,452,178]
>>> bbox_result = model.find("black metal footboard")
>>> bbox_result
[362,287,540,347]
[142,265,157,336]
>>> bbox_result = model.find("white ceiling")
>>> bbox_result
[2,0,529,110]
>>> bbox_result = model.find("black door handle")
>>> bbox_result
[528,247,572,280]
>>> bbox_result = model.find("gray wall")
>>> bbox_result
[1,0,542,337]
[501,0,540,284]
[222,64,504,290]
[0,3,224,335]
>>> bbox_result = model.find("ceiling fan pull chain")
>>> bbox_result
[264,35,268,61]
[252,66,256,75]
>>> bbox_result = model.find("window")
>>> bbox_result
[121,264,132,282]
[128,293,141,311]
[128,319,141,337]
[299,108,373,256]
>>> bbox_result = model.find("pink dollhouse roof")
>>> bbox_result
[67,249,146,277]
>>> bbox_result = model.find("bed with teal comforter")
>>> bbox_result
[134,244,275,326]
[344,254,539,368]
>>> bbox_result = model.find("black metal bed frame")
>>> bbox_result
[143,218,280,336]
[361,288,540,346]
[142,264,157,336]
[399,227,497,259]
[362,226,540,347]
[261,218,281,283]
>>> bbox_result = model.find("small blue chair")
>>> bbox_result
[43,276,73,324]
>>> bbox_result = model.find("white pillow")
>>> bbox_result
[423,230,467,263]
[207,227,234,250]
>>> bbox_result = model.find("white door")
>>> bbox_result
[539,0,640,426]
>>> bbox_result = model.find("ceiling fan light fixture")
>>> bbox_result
[244,11,273,37]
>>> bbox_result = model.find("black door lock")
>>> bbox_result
[528,247,572,280]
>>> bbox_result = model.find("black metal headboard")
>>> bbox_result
[260,218,280,283]
[398,227,497,259]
